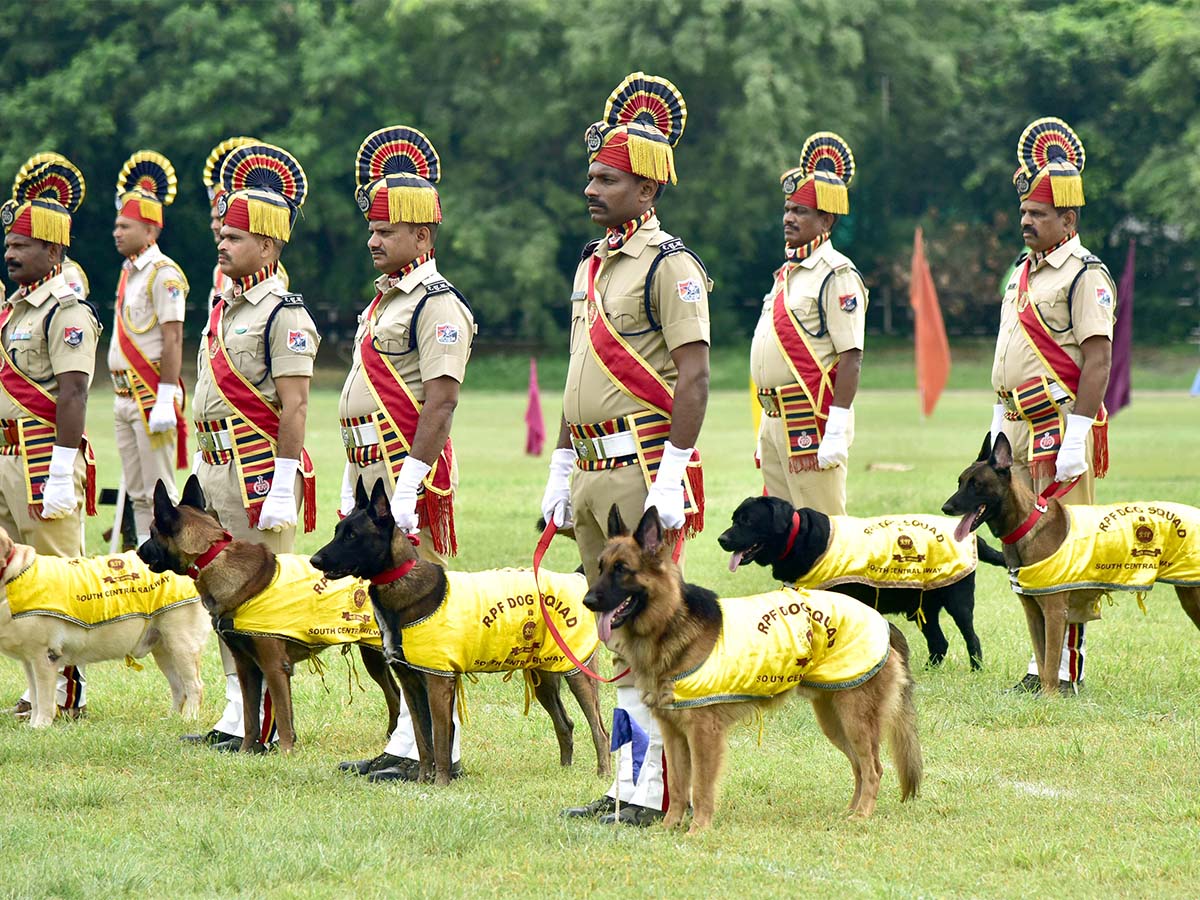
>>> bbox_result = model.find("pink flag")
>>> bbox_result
[525,356,546,456]
[910,226,951,417]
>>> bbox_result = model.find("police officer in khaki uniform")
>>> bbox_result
[752,132,867,514]
[990,117,1115,695]
[109,151,188,545]
[546,73,711,827]
[1,154,98,718]
[185,143,319,750]
[335,126,475,782]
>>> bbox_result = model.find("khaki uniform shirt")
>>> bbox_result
[107,243,188,371]
[193,271,319,420]
[563,216,711,425]
[750,241,868,388]
[992,235,1116,393]
[0,269,100,419]
[339,258,476,420]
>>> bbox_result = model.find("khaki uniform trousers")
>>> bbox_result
[114,395,178,539]
[759,411,855,516]
[0,452,86,556]
[349,456,450,568]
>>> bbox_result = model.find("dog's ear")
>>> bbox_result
[153,481,180,532]
[634,506,664,557]
[368,478,393,523]
[607,504,628,539]
[977,433,992,462]
[768,496,795,533]
[355,476,370,510]
[990,432,1014,471]
[180,475,206,511]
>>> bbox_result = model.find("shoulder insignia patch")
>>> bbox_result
[286,329,310,352]
[63,325,84,347]
[838,293,859,313]
[676,277,703,303]
[423,279,452,295]
[276,292,305,306]
[435,322,460,344]
[1081,253,1103,266]
[659,237,686,255]
[1095,284,1113,308]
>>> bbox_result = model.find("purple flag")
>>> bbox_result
[1104,240,1135,416]
[610,708,649,783]
[525,357,545,456]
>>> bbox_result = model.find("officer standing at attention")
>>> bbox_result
[109,151,189,545]
[545,72,711,826]
[991,117,1115,696]
[335,125,475,783]
[1,154,99,719]
[751,132,867,513]
[185,142,319,750]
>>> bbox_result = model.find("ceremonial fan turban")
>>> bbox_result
[585,72,687,185]
[780,132,855,216]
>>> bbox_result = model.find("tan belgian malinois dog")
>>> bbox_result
[139,477,406,753]
[943,433,1200,696]
[586,505,922,831]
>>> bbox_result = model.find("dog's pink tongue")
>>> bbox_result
[597,610,615,643]
[728,550,744,573]
[954,511,975,543]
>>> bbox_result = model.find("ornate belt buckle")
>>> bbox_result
[573,436,596,462]
[340,426,354,449]
[197,432,216,452]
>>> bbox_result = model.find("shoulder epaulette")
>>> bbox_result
[658,237,686,255]
[1080,253,1103,266]
[422,278,452,295]
[50,281,80,304]
[277,292,305,306]
[580,239,601,260]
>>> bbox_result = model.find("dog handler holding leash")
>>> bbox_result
[2,154,99,721]
[543,72,711,827]
[990,117,1115,696]
[333,125,475,783]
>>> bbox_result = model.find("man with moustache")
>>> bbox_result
[991,117,1115,696]
[109,151,188,546]
[547,72,711,826]
[751,132,866,513]
[186,143,319,751]
[1,154,99,719]
[334,125,475,783]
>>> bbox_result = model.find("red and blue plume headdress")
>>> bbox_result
[586,72,687,184]
[115,150,177,227]
[1013,117,1085,207]
[3,153,85,246]
[216,142,307,241]
[780,131,855,215]
[354,126,442,223]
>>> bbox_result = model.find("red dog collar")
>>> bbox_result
[1000,476,1081,545]
[370,558,417,586]
[779,511,801,560]
[187,531,234,578]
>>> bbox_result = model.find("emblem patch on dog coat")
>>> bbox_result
[435,323,459,344]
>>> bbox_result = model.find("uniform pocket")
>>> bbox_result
[604,292,647,335]
[1034,286,1071,333]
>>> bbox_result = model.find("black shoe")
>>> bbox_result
[339,752,399,775]
[367,758,463,783]
[181,729,238,746]
[1004,673,1043,694]
[598,803,665,827]
[562,795,616,819]
[1058,679,1082,696]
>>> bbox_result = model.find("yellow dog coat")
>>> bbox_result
[799,516,977,590]
[399,568,597,676]
[227,554,381,648]
[668,588,892,709]
[1013,503,1200,595]
[6,551,198,626]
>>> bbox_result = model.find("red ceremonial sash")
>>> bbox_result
[583,251,704,537]
[1015,260,1108,478]
[204,299,316,531]
[0,305,97,516]
[768,264,839,471]
[357,290,457,556]
[115,266,189,468]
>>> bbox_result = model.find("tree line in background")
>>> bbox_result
[2,0,1197,348]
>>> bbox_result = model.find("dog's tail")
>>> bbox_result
[975,536,1006,568]
[886,623,923,802]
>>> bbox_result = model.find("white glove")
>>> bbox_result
[989,403,1006,448]
[148,383,179,434]
[190,451,203,475]
[257,457,299,531]
[541,447,576,528]
[817,406,851,470]
[644,440,692,530]
[41,445,80,519]
[339,463,355,517]
[1055,413,1092,482]
[390,455,431,534]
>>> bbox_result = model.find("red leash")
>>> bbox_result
[1000,476,1081,545]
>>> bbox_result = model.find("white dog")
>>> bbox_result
[0,528,208,727]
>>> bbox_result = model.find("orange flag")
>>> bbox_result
[910,226,951,417]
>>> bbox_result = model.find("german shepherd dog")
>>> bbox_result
[718,496,1006,669]
[311,479,611,786]
[139,477,405,753]
[942,434,1200,695]
[589,505,922,830]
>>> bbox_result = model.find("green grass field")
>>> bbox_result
[4,374,1200,899]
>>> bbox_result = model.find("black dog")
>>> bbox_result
[718,496,1006,669]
